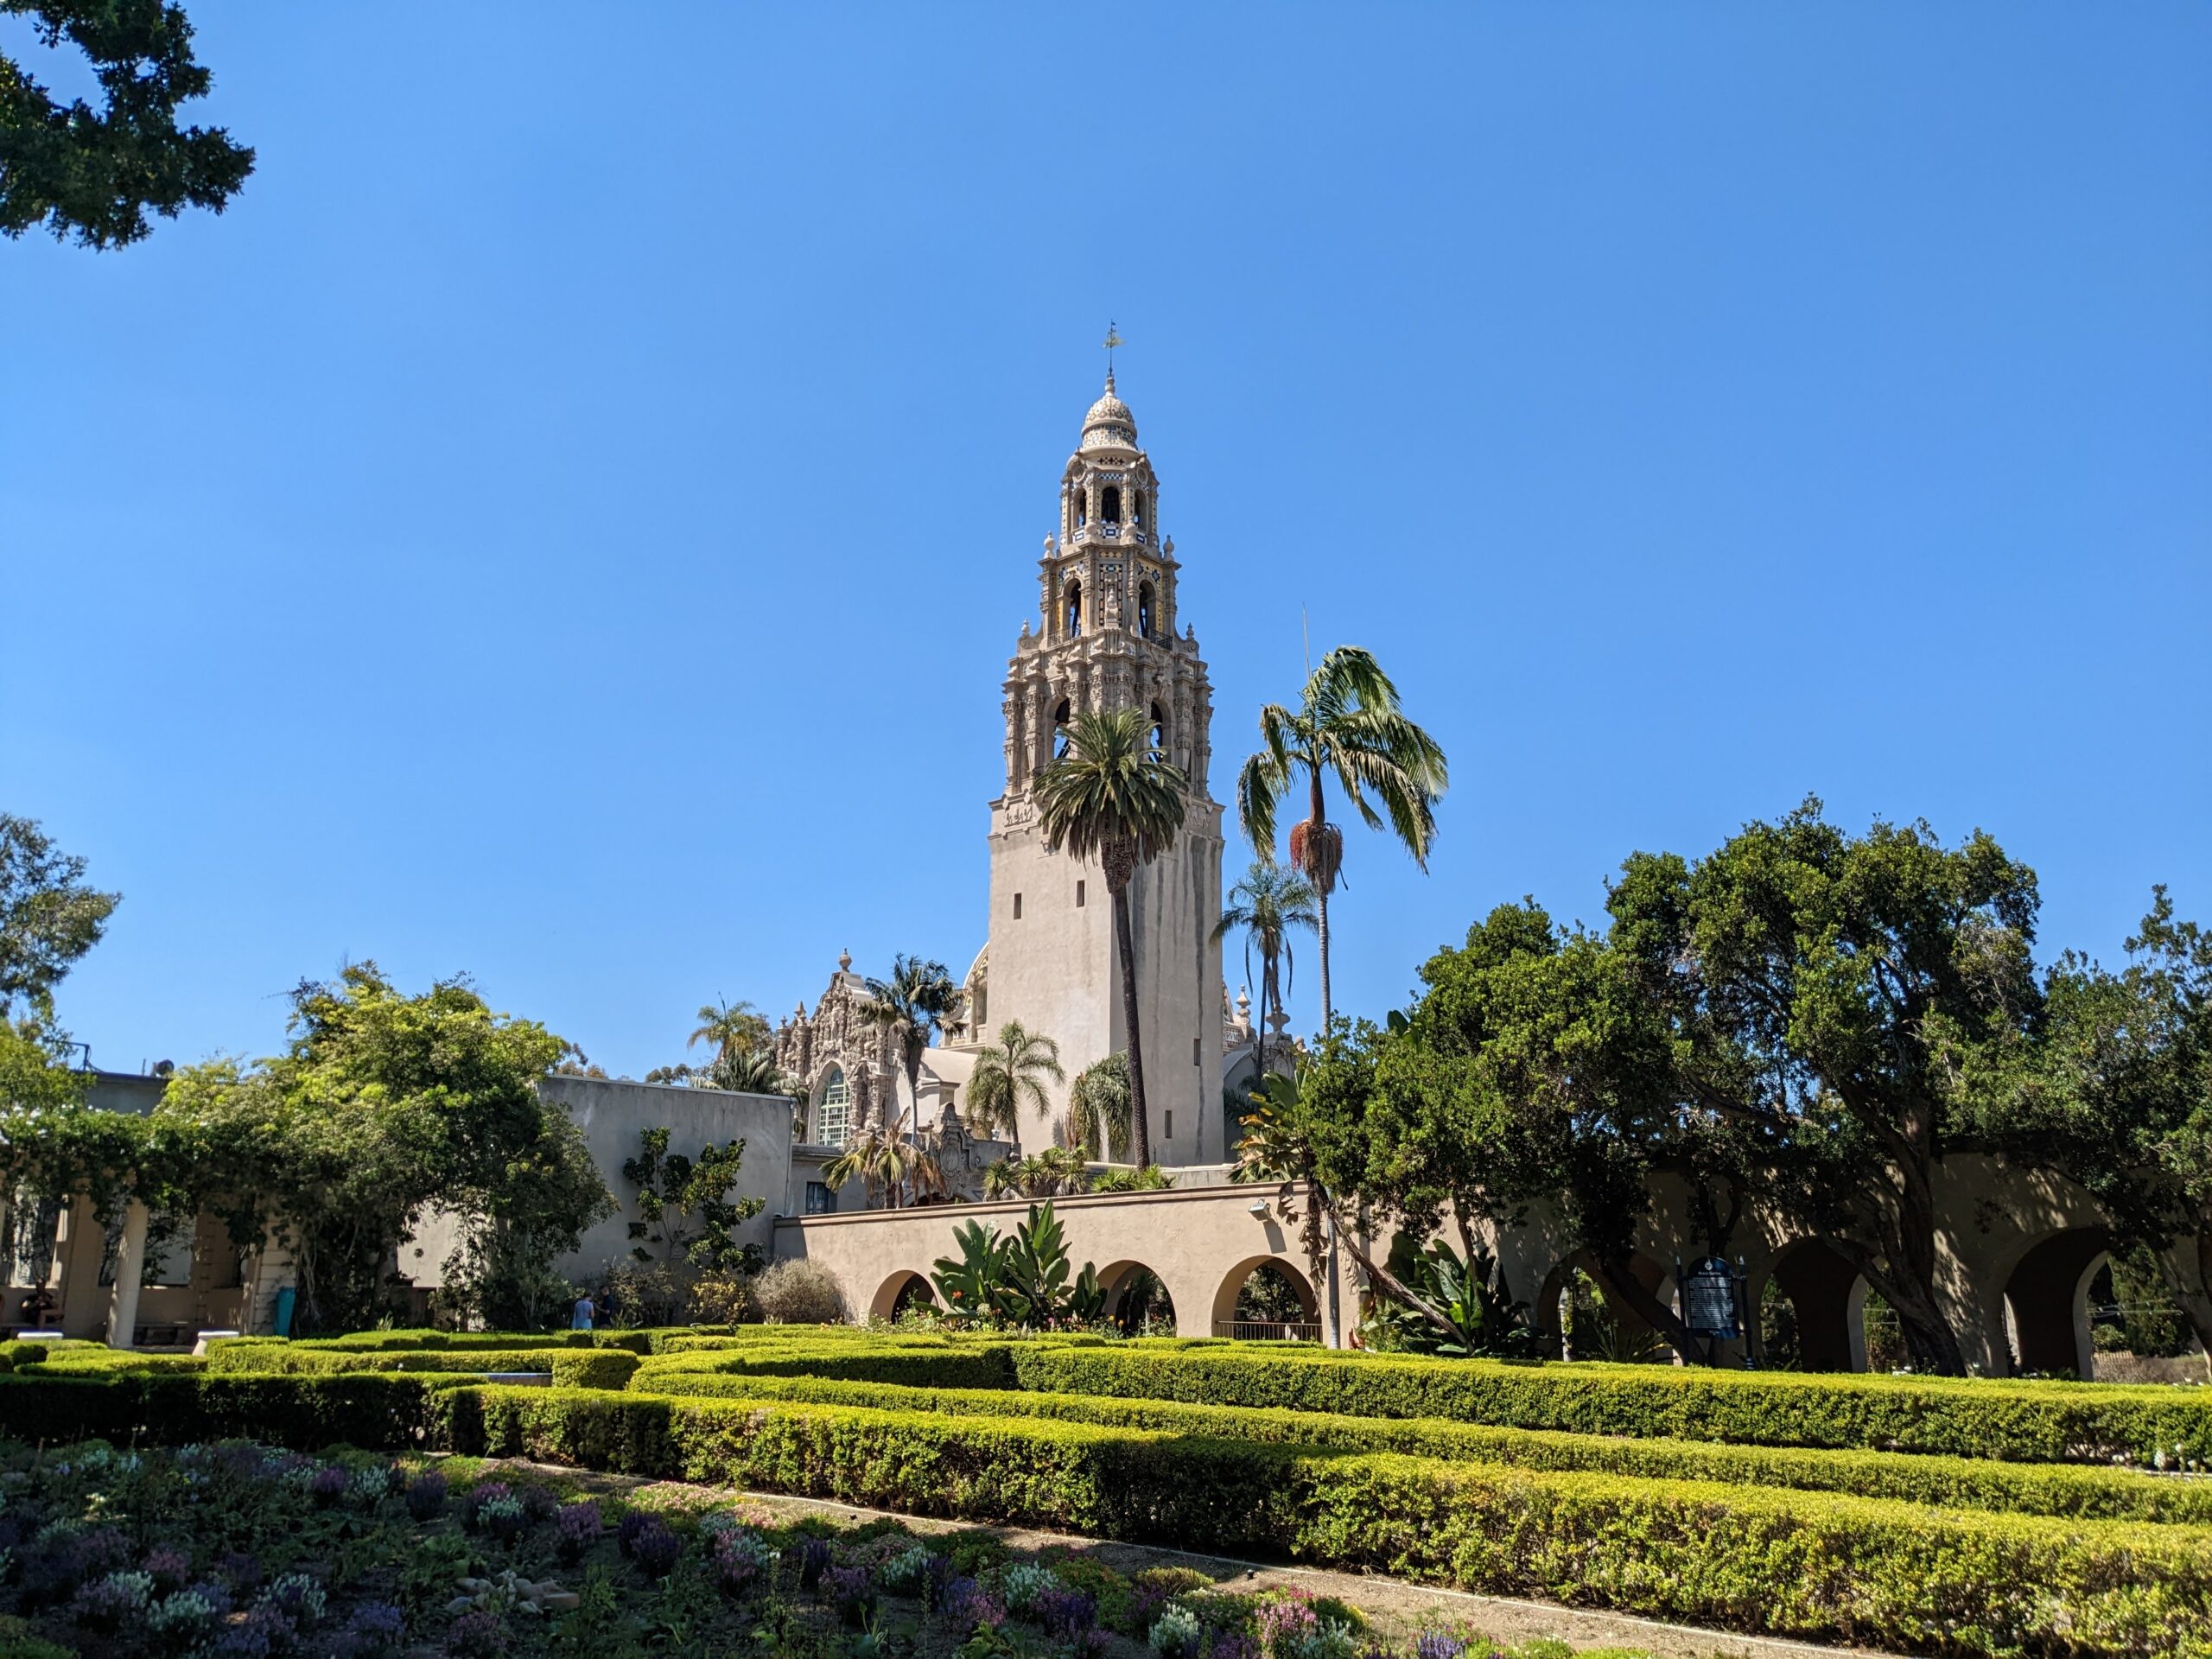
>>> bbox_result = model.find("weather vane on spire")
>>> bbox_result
[1102,320,1123,378]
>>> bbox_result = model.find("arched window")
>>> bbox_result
[1136,582,1155,638]
[1131,490,1145,529]
[1101,486,1122,524]
[1064,582,1083,639]
[1149,701,1167,753]
[1053,697,1073,759]
[1071,486,1087,528]
[814,1067,850,1148]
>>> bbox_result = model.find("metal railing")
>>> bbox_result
[1213,1319,1322,1343]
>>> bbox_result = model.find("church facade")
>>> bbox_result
[772,372,1246,1180]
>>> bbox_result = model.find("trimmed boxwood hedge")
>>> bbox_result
[205,1344,639,1390]
[0,1371,453,1447]
[8,1367,2211,1655]
[626,1369,2212,1525]
[632,1341,1019,1390]
[445,1385,2212,1657]
[1007,1344,2212,1466]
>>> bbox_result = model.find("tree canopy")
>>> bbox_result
[1,0,253,248]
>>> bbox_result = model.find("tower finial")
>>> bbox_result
[1102,320,1123,386]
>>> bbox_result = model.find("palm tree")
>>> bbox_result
[1066,1052,1132,1160]
[1035,706,1189,1167]
[964,1020,1065,1146]
[712,1049,800,1098]
[1214,859,1319,1054]
[982,1147,1085,1199]
[689,998,769,1066]
[1235,646,1447,1026]
[857,955,958,1130]
[820,1122,940,1211]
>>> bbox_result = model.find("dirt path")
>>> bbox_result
[480,1458,1911,1659]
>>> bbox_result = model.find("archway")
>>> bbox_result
[1137,582,1156,639]
[868,1270,937,1322]
[1096,1260,1175,1336]
[2004,1226,2112,1378]
[1535,1249,1671,1363]
[1761,1238,1862,1371]
[1211,1254,1319,1340]
[1064,582,1083,639]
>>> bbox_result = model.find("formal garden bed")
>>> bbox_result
[8,1328,2212,1656]
[0,1436,1676,1659]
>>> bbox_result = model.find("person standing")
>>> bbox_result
[570,1289,595,1332]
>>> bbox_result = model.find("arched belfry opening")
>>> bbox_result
[1064,582,1083,639]
[1131,489,1146,529]
[1053,697,1073,758]
[1071,486,1087,528]
[1137,582,1156,639]
[1102,485,1122,524]
[1149,701,1167,753]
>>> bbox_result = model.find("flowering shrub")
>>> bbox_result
[554,1500,601,1565]
[627,1517,682,1578]
[1000,1560,1058,1616]
[445,1608,509,1657]
[1415,1636,1467,1659]
[406,1471,449,1521]
[208,1607,292,1657]
[875,1542,932,1595]
[1149,1602,1203,1657]
[460,1481,512,1532]
[143,1546,193,1595]
[1037,1584,1099,1637]
[709,1526,779,1596]
[262,1571,328,1628]
[480,1497,527,1542]
[825,1563,875,1625]
[146,1586,224,1649]
[310,1465,350,1507]
[73,1570,153,1632]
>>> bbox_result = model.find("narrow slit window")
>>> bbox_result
[1076,880,1085,907]
[1165,1109,1174,1140]
[1192,1037,1202,1065]
[1014,893,1024,919]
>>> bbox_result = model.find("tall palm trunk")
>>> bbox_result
[1314,888,1332,1028]
[1105,835,1152,1167]
[1304,772,1336,1027]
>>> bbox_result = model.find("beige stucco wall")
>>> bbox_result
[775,1180,1354,1337]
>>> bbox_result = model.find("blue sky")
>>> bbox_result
[5,6,2206,1078]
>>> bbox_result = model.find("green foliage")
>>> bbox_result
[0,0,253,248]
[145,963,600,1335]
[0,810,118,1019]
[1215,858,1318,1044]
[1065,1051,1132,1160]
[1370,1233,1534,1358]
[1036,707,1190,1166]
[621,1124,766,1276]
[204,1341,639,1389]
[434,1387,2212,1656]
[1605,800,2043,1374]
[857,955,959,1127]
[929,1204,1105,1329]
[1089,1162,1173,1193]
[964,1020,1065,1146]
[626,1366,2212,1525]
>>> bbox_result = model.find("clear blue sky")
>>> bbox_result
[5,6,2206,1078]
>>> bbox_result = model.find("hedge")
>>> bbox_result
[0,1371,452,1448]
[205,1344,639,1390]
[447,1385,2212,1657]
[626,1370,2212,1525]
[0,1339,53,1372]
[632,1342,1018,1391]
[1006,1344,2212,1466]
[7,1366,2209,1656]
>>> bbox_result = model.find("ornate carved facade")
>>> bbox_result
[771,950,900,1148]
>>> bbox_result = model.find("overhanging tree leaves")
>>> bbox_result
[1,0,253,249]
[622,1124,766,1276]
[152,963,603,1334]
[1607,799,2042,1376]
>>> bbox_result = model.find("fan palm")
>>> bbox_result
[1214,859,1319,1050]
[857,954,958,1131]
[820,1122,939,1211]
[1066,1051,1132,1160]
[964,1020,1064,1146]
[689,998,769,1065]
[1236,646,1447,1025]
[710,1048,799,1097]
[1035,706,1189,1166]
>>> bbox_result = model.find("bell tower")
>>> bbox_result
[982,370,1226,1163]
